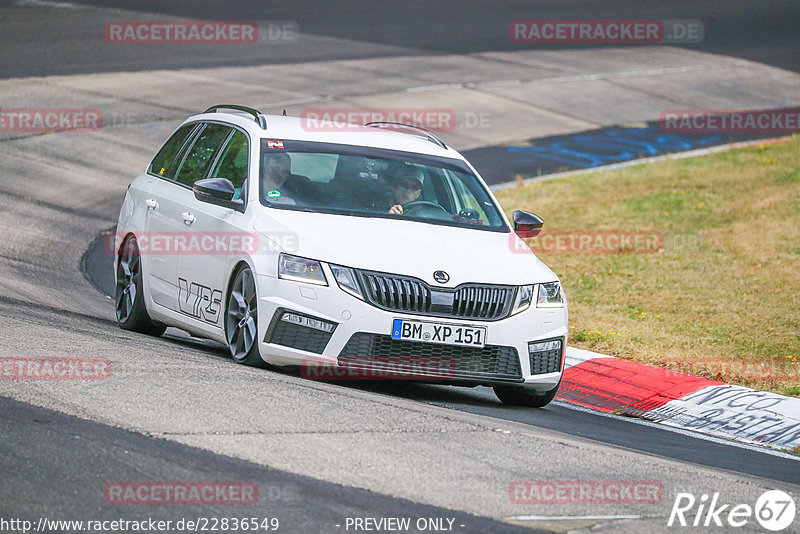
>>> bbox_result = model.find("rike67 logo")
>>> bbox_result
[668,490,796,531]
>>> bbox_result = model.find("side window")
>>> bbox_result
[149,124,197,179]
[174,123,232,187]
[210,130,249,199]
[447,171,490,223]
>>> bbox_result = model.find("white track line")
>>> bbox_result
[506,514,643,521]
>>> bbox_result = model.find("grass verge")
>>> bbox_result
[495,136,800,396]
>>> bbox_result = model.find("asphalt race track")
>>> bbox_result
[2,0,798,76]
[0,395,540,534]
[1,1,799,533]
[77,228,800,487]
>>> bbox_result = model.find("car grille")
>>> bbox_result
[338,333,522,381]
[267,320,333,354]
[360,271,431,313]
[452,285,513,319]
[357,270,515,321]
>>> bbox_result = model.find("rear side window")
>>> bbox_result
[174,123,233,187]
[150,124,197,179]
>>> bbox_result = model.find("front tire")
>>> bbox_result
[114,236,167,336]
[494,380,561,408]
[225,266,265,367]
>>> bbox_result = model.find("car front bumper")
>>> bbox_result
[255,272,567,392]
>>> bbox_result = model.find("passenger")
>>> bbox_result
[260,152,312,205]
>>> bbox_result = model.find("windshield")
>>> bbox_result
[258,139,508,232]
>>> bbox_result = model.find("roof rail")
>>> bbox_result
[204,104,267,129]
[365,122,447,150]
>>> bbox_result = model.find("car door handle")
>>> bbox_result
[145,198,158,210]
[182,212,195,225]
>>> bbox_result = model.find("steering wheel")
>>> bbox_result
[401,200,448,216]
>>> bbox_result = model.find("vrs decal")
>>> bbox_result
[178,278,222,324]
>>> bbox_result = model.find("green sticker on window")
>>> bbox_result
[267,190,281,198]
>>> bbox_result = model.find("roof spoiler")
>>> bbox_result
[204,104,267,129]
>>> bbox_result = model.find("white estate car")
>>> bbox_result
[114,105,567,407]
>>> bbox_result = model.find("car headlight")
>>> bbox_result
[278,253,327,286]
[330,264,363,299]
[511,285,533,315]
[537,281,564,308]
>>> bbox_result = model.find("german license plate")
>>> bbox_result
[391,319,486,348]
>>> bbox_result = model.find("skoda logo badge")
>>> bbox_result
[433,270,450,284]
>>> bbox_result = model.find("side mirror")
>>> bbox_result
[512,210,544,238]
[193,178,245,212]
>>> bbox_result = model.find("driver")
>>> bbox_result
[387,164,424,214]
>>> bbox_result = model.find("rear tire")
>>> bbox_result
[225,266,266,367]
[115,236,167,336]
[494,380,560,408]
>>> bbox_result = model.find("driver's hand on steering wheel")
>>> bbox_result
[389,204,404,215]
